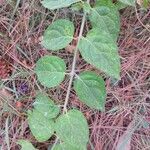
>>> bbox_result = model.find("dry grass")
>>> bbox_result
[0,1,150,150]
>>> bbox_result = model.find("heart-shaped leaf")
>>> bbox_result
[79,29,121,79]
[35,55,66,88]
[74,71,106,111]
[89,3,120,41]
[41,0,81,10]
[17,140,37,150]
[55,109,89,149]
[42,19,74,51]
[33,93,60,119]
[28,110,54,142]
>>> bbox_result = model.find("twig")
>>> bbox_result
[0,95,22,117]
[51,1,90,149]
[8,0,21,32]
[63,0,90,113]
[135,5,150,32]
[5,117,10,150]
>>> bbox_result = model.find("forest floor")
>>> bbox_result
[0,0,150,150]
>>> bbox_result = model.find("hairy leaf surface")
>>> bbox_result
[118,0,135,6]
[42,19,74,51]
[74,71,106,111]
[28,110,54,142]
[79,29,120,79]
[33,93,59,119]
[90,1,120,41]
[41,0,81,10]
[35,56,66,88]
[17,140,37,150]
[55,109,89,148]
[53,143,86,150]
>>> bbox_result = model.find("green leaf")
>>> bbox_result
[71,2,83,11]
[42,19,74,51]
[41,0,81,10]
[35,55,66,88]
[79,29,121,79]
[89,2,120,41]
[28,110,54,142]
[33,93,60,119]
[74,71,106,111]
[55,109,89,149]
[83,2,91,14]
[95,0,116,6]
[118,0,135,6]
[115,1,128,10]
[141,0,150,8]
[53,143,86,150]
[17,140,37,150]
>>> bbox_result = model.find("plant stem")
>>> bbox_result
[63,0,90,113]
[52,2,90,149]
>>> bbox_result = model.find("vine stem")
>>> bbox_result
[52,2,90,149]
[63,0,90,114]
